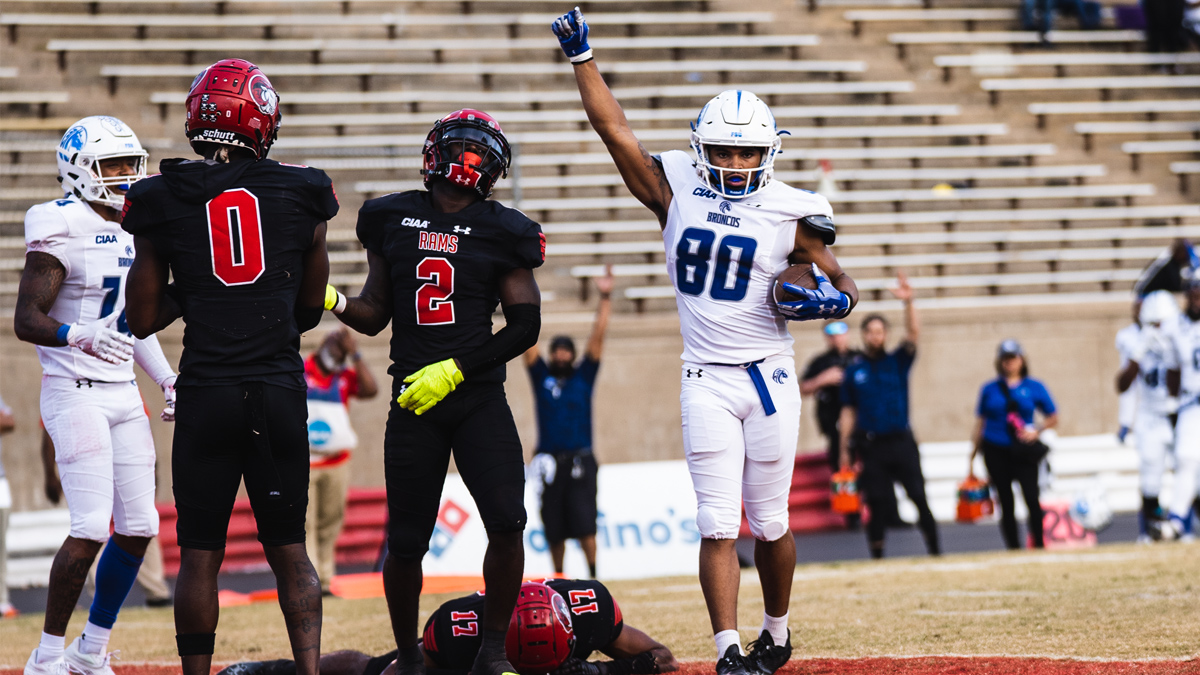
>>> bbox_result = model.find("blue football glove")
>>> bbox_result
[552,7,592,63]
[1117,425,1130,444]
[776,263,852,321]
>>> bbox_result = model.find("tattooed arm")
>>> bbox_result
[14,251,68,346]
[568,60,673,228]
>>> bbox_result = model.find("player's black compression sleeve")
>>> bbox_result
[295,304,323,333]
[456,302,540,378]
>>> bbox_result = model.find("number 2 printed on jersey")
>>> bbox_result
[207,188,266,286]
[675,227,758,302]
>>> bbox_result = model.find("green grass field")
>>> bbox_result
[1,543,1197,668]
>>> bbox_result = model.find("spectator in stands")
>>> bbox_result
[0,394,15,618]
[969,340,1058,550]
[523,268,614,578]
[838,272,940,559]
[304,328,378,594]
[1022,0,1098,37]
[1135,239,1198,296]
[1144,0,1189,52]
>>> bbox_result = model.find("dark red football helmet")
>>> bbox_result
[505,582,575,675]
[185,58,280,160]
[421,109,511,198]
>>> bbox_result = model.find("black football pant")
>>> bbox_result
[856,430,939,556]
[384,382,527,559]
[981,440,1044,549]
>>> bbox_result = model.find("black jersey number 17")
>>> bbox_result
[206,188,266,286]
[416,256,455,325]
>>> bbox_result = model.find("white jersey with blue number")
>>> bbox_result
[25,195,138,381]
[1177,315,1200,400]
[659,150,834,364]
[1134,326,1181,418]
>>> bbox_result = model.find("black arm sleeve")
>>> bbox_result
[456,303,540,378]
[295,305,323,333]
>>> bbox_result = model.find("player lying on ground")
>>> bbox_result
[123,59,334,675]
[217,580,677,675]
[15,115,177,675]
[552,8,857,675]
[323,109,544,675]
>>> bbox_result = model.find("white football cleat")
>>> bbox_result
[63,638,116,675]
[24,649,69,675]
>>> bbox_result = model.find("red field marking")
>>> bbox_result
[5,657,1195,675]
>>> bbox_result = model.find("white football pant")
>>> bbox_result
[1170,405,1200,520]
[1136,411,1174,499]
[40,376,159,542]
[680,354,800,541]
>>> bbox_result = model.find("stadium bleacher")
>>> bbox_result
[1,0,1195,327]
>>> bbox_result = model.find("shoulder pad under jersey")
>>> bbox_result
[800,214,836,246]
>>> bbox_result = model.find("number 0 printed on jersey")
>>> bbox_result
[207,188,266,286]
[675,227,758,302]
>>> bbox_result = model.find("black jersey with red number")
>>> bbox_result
[355,190,544,386]
[122,158,338,389]
[422,579,624,670]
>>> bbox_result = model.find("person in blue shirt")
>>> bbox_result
[523,269,613,577]
[839,273,939,559]
[969,339,1058,550]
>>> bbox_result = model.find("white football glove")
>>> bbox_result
[160,374,177,422]
[67,314,134,365]
[1133,326,1171,363]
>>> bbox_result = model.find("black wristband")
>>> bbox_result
[176,632,216,656]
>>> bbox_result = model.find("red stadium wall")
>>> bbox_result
[156,488,388,576]
[155,455,841,576]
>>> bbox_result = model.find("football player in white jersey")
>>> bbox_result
[554,10,858,675]
[13,116,177,675]
[1114,298,1141,444]
[1168,280,1200,541]
[1116,290,1181,543]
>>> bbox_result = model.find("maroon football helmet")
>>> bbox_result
[185,58,281,160]
[505,582,575,675]
[421,109,511,198]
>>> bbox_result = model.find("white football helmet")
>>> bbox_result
[1068,483,1114,532]
[1139,289,1180,328]
[690,90,781,199]
[56,115,148,210]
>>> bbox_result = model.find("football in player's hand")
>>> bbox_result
[773,264,819,303]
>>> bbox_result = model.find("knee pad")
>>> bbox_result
[387,520,434,560]
[745,510,789,542]
[114,500,160,539]
[696,503,740,540]
[70,510,114,543]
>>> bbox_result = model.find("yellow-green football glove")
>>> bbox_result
[397,358,464,415]
[324,284,347,313]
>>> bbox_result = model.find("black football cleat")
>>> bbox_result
[715,645,751,675]
[745,629,792,675]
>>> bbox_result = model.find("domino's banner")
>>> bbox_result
[421,460,701,580]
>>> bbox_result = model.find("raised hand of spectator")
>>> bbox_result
[595,265,615,297]
[889,270,914,303]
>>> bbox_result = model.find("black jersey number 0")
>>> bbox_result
[207,188,266,286]
[416,256,456,325]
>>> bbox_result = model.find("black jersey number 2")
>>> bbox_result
[206,188,266,286]
[416,256,455,325]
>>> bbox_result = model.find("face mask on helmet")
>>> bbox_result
[505,583,575,675]
[689,90,781,200]
[422,113,511,199]
[56,116,149,211]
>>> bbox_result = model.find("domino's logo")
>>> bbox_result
[428,499,471,557]
[772,368,788,384]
